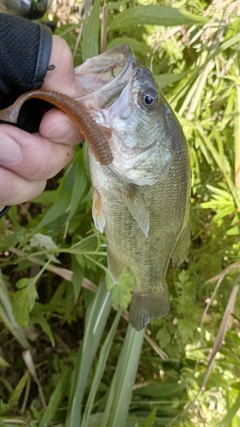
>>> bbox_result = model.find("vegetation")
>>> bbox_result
[1,0,240,426]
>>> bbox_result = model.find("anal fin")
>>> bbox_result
[129,285,169,331]
[172,222,190,266]
[107,246,126,284]
[121,184,150,238]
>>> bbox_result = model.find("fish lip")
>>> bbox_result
[75,44,137,107]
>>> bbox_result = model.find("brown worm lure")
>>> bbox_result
[0,90,113,165]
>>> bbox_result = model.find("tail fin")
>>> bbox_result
[129,286,169,331]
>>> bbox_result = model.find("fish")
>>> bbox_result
[0,44,191,331]
[76,44,191,331]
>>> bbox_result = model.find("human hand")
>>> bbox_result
[0,35,83,212]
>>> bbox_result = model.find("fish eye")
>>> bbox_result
[140,89,158,110]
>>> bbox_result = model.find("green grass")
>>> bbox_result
[1,0,240,426]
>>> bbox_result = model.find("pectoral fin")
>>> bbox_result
[107,246,126,284]
[172,222,190,266]
[92,187,106,233]
[129,285,169,331]
[121,184,150,238]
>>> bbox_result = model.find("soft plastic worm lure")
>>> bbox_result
[0,90,113,165]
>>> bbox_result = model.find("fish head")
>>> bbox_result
[96,63,177,185]
[76,44,184,186]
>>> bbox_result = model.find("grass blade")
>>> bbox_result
[81,309,122,427]
[0,273,30,349]
[39,367,71,427]
[8,372,29,408]
[109,5,207,30]
[219,391,240,427]
[65,280,112,427]
[175,33,240,106]
[101,325,145,427]
[82,0,100,61]
[66,151,87,222]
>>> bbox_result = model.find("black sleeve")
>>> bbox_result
[0,14,53,133]
[0,14,53,218]
[0,13,52,99]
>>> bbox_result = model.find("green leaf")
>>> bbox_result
[206,185,233,199]
[39,367,72,427]
[12,264,49,329]
[109,6,207,30]
[178,318,195,343]
[0,356,9,368]
[106,0,130,11]
[226,225,240,236]
[107,37,149,53]
[101,325,144,427]
[0,275,30,349]
[135,382,184,398]
[219,391,240,427]
[34,189,71,231]
[107,269,135,310]
[31,190,58,204]
[8,372,29,408]
[0,399,10,416]
[66,151,87,222]
[72,255,83,302]
[66,280,112,427]
[29,233,58,250]
[0,229,24,252]
[82,0,100,61]
[30,313,55,346]
[142,406,158,427]
[12,280,38,328]
[81,310,122,427]
[213,205,236,221]
[155,71,190,89]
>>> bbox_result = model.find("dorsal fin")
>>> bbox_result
[172,222,190,266]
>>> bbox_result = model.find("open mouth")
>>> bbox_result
[75,44,137,109]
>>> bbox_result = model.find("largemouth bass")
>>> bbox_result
[75,44,191,331]
[0,44,190,332]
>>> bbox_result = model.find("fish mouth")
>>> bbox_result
[75,44,137,108]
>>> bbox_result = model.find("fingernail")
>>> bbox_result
[44,120,74,142]
[0,132,22,164]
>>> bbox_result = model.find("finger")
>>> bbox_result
[39,109,83,144]
[0,167,46,206]
[42,35,78,96]
[0,125,75,181]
